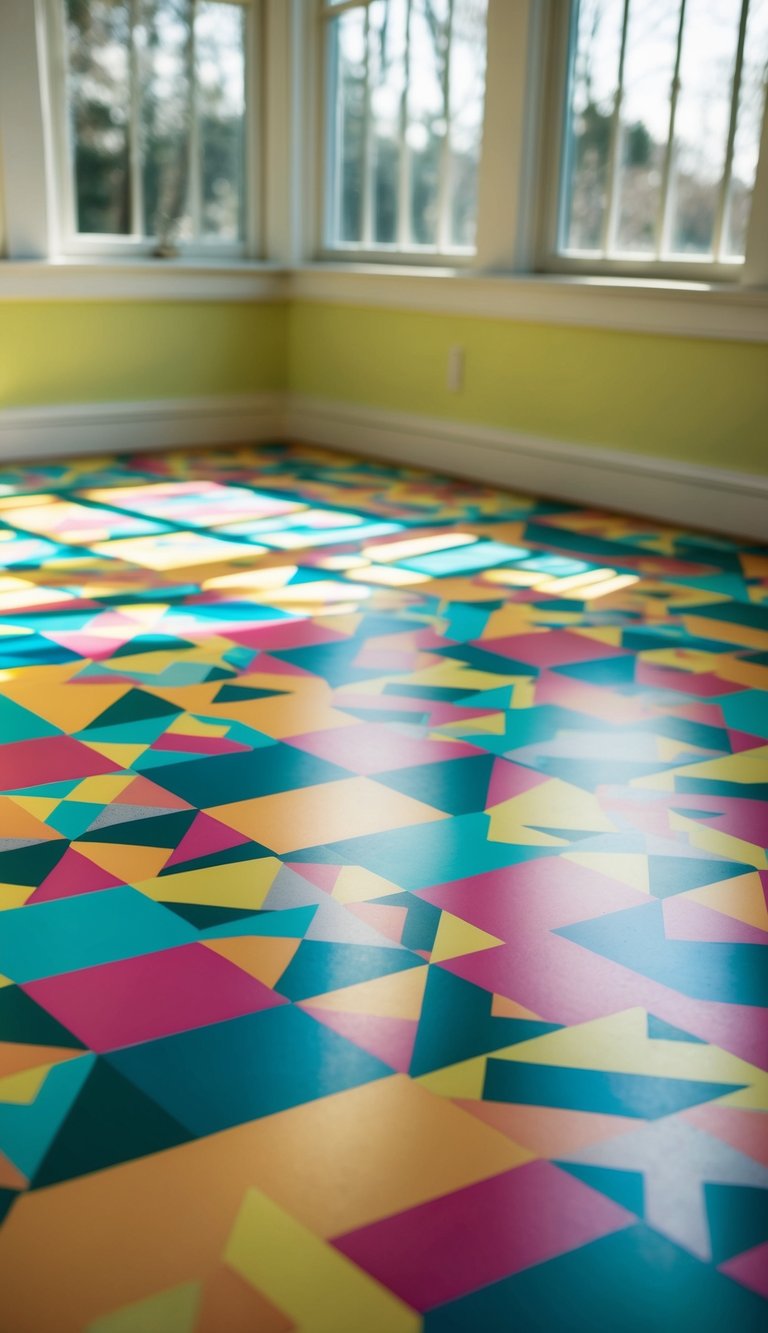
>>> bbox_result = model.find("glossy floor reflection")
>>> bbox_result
[0,443,766,1332]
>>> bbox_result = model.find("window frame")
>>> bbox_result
[535,0,768,285]
[42,0,263,260]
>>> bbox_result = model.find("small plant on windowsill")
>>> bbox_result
[152,212,181,260]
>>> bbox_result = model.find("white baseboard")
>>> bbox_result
[0,391,765,540]
[0,394,283,462]
[287,395,768,541]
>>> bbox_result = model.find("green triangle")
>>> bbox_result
[84,689,181,731]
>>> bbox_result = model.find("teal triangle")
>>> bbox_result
[0,696,61,742]
[84,688,181,730]
[0,1054,96,1178]
[705,1182,768,1265]
[647,1014,706,1044]
[648,857,752,899]
[557,1162,644,1216]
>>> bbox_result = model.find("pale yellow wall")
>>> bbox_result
[0,301,287,406]
[287,302,768,475]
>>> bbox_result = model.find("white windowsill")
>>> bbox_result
[1,255,767,340]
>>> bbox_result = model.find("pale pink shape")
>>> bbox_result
[636,662,743,696]
[302,1007,417,1074]
[720,1242,768,1299]
[291,862,340,892]
[164,811,251,867]
[348,902,408,945]
[23,942,283,1051]
[286,723,480,776]
[663,897,768,946]
[333,1161,633,1311]
[682,1106,768,1168]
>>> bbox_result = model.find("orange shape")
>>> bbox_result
[197,1266,293,1333]
[0,1150,27,1192]
[456,1100,637,1157]
[71,841,172,882]
[0,1043,84,1080]
[203,936,301,989]
[208,777,446,854]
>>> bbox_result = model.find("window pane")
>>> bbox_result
[138,0,194,241]
[369,0,408,244]
[447,0,488,248]
[666,0,743,257]
[196,2,246,240]
[64,0,132,234]
[613,0,680,254]
[326,7,367,244]
[324,0,487,252]
[561,0,625,252]
[724,0,768,257]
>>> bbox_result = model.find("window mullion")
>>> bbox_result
[360,4,374,246]
[600,0,631,256]
[742,69,768,283]
[129,0,145,239]
[187,0,203,241]
[654,0,686,259]
[436,0,455,253]
[712,0,750,262]
[396,0,413,250]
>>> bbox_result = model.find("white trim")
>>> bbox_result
[289,265,768,341]
[0,394,283,461]
[0,256,766,341]
[285,395,768,540]
[0,261,287,302]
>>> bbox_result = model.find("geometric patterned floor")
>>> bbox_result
[0,442,765,1332]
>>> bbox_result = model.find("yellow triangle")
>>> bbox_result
[204,936,302,988]
[687,872,768,932]
[333,866,404,904]
[418,1055,487,1100]
[0,884,34,910]
[137,857,281,909]
[305,964,428,1020]
[0,974,13,989]
[431,912,503,963]
[85,1282,200,1333]
[489,779,615,836]
[10,795,60,821]
[668,812,768,870]
[71,841,171,882]
[67,774,135,804]
[82,743,147,767]
[564,852,650,894]
[0,1063,54,1105]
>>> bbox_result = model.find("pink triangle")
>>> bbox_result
[27,847,125,903]
[302,1007,418,1074]
[348,902,408,945]
[165,812,251,867]
[289,863,340,892]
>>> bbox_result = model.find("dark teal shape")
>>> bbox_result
[410,967,559,1077]
[482,1059,745,1119]
[556,655,636,686]
[276,940,424,1002]
[646,1014,706,1043]
[107,1005,391,1136]
[149,743,349,807]
[556,1162,644,1216]
[32,1059,191,1188]
[0,985,86,1048]
[82,688,181,731]
[648,856,751,899]
[78,810,196,849]
[423,1224,768,1332]
[0,1191,16,1226]
[430,644,540,677]
[158,839,274,875]
[704,1182,768,1265]
[368,893,441,953]
[375,755,496,815]
[0,840,68,887]
[212,684,288,703]
[161,902,262,929]
[687,601,768,631]
[556,901,768,1006]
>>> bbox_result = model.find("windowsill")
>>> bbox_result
[0,257,288,302]
[0,254,766,340]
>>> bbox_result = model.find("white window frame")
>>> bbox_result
[534,0,768,285]
[0,0,263,261]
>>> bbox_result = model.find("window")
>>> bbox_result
[320,0,489,257]
[48,0,255,254]
[551,0,768,271]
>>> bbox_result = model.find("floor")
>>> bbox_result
[0,442,765,1333]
